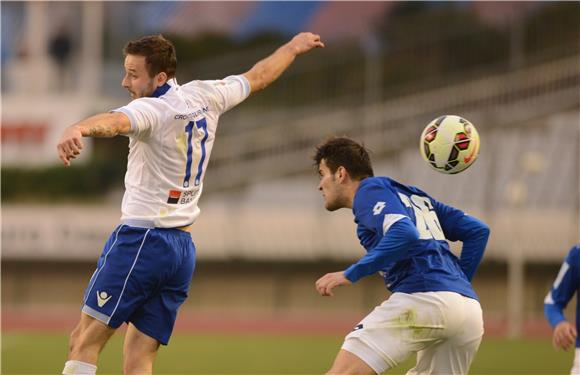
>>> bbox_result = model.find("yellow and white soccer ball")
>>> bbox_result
[420,115,480,174]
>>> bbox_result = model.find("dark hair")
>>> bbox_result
[313,136,374,180]
[123,35,177,78]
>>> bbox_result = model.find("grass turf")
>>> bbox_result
[2,332,574,374]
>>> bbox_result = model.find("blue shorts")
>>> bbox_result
[82,224,195,345]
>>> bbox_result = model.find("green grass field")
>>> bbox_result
[2,332,573,374]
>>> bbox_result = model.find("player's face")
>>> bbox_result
[318,159,346,211]
[122,54,157,99]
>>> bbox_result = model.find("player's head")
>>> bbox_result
[313,136,374,211]
[122,35,177,99]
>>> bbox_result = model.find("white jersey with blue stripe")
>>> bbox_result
[113,75,250,228]
[545,244,580,348]
[348,177,489,299]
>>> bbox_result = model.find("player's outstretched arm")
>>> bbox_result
[57,112,131,166]
[243,32,324,94]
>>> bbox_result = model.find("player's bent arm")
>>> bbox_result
[454,215,490,281]
[433,200,490,280]
[344,218,420,283]
[57,112,131,166]
[243,32,324,94]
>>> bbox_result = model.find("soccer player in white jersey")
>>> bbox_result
[57,32,324,375]
[545,244,580,374]
[312,137,490,375]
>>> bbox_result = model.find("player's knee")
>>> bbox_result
[68,334,92,358]
[123,362,152,375]
[68,325,84,355]
[326,363,375,375]
[123,351,154,375]
[325,368,360,375]
[68,323,111,360]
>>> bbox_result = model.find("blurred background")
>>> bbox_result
[2,1,579,374]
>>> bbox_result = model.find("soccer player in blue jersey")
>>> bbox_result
[313,137,490,375]
[56,32,324,375]
[545,244,580,374]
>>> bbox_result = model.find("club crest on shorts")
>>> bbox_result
[96,291,112,307]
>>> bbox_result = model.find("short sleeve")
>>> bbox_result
[190,75,250,115]
[111,99,162,139]
[354,180,410,236]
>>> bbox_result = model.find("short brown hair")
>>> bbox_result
[313,136,374,180]
[123,35,177,78]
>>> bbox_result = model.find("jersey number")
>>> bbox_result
[397,193,445,240]
[183,118,208,188]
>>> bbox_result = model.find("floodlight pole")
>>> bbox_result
[25,1,49,94]
[361,32,383,149]
[81,1,104,97]
[505,175,528,339]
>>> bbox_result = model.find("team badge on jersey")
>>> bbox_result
[167,190,182,204]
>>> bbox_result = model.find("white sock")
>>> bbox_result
[62,360,97,375]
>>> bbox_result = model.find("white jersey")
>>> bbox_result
[113,75,250,228]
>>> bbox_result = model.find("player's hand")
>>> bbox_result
[315,271,351,297]
[553,321,577,351]
[57,126,84,166]
[289,32,325,56]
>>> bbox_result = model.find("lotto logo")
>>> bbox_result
[373,201,386,215]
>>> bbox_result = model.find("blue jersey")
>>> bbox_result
[344,177,490,300]
[544,245,580,348]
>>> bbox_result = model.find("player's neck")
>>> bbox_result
[344,180,361,209]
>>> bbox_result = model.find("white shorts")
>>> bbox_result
[572,348,580,375]
[342,291,484,375]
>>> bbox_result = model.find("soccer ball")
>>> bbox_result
[420,115,480,174]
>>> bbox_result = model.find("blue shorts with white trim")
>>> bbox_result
[82,224,195,345]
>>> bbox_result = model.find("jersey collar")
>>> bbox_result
[150,78,177,98]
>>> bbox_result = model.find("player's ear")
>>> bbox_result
[156,71,168,87]
[336,166,347,183]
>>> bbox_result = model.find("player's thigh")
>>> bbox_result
[85,227,193,333]
[127,235,195,345]
[342,293,447,373]
[327,349,377,375]
[408,336,481,375]
[408,296,483,375]
[82,225,158,328]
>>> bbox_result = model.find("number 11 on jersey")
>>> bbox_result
[183,118,208,188]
